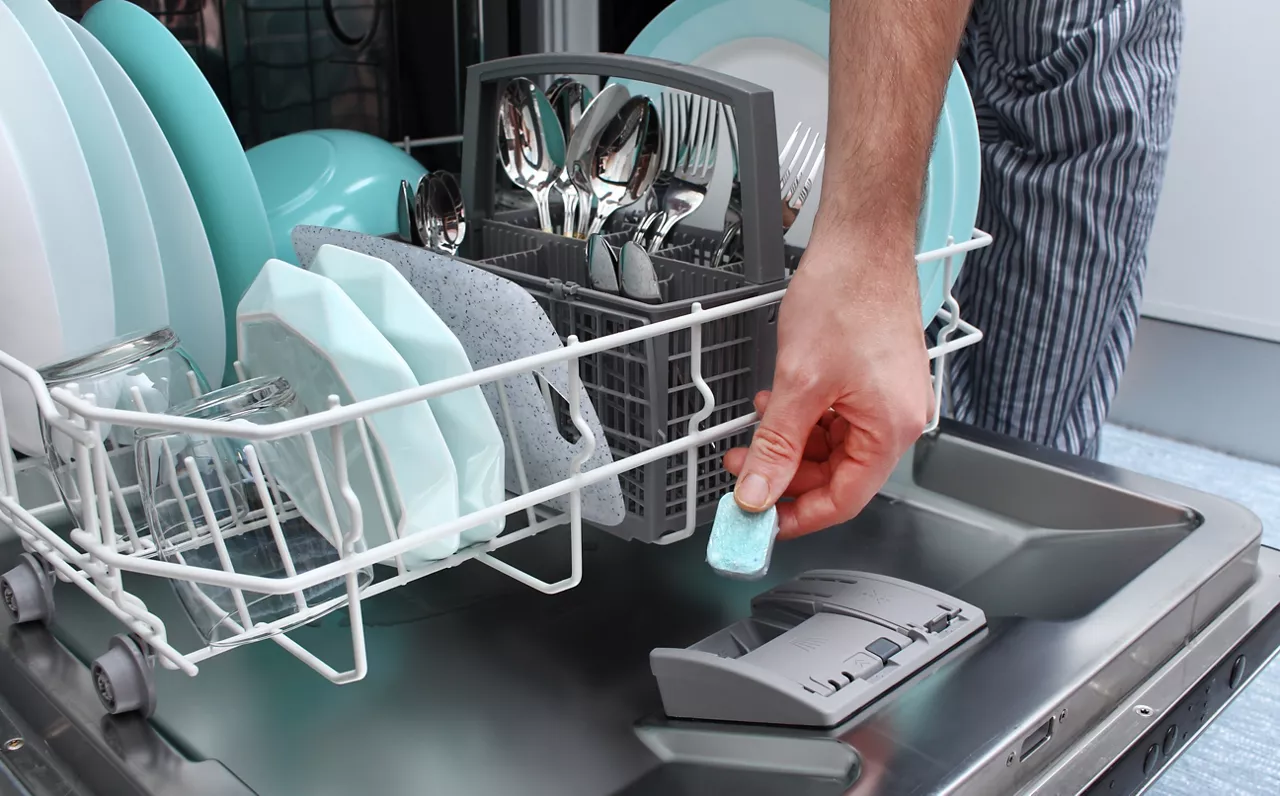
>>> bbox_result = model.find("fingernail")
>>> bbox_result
[735,473,771,511]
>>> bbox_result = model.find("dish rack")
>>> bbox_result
[0,52,991,717]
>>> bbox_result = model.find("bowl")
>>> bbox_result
[246,129,427,264]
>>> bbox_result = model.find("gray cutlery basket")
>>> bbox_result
[460,53,798,543]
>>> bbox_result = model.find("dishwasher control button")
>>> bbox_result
[1162,725,1178,756]
[1229,654,1247,689]
[926,612,953,633]
[865,637,903,663]
[1143,744,1160,776]
[843,652,883,680]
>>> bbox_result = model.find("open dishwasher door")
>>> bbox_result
[0,420,1273,796]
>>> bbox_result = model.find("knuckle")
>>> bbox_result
[750,424,805,465]
[775,357,823,393]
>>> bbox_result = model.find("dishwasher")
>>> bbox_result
[2,3,1277,796]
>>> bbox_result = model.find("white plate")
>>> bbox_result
[311,245,507,546]
[4,0,165,337]
[65,16,225,388]
[0,2,113,455]
[237,259,463,566]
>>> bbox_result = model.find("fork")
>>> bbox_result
[633,91,682,242]
[711,120,825,269]
[779,122,825,235]
[635,93,719,253]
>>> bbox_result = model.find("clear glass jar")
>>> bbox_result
[135,376,373,647]
[40,327,207,539]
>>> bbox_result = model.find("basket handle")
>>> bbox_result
[460,52,785,285]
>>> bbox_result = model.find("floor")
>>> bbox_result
[1099,426,1280,795]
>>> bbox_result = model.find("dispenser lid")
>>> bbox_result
[650,570,987,727]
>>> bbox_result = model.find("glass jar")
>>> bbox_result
[136,376,373,647]
[40,327,207,539]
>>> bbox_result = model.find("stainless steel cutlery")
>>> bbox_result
[583,95,662,237]
[564,83,631,239]
[488,75,829,276]
[634,93,719,253]
[779,121,825,236]
[586,233,620,294]
[710,119,826,269]
[409,170,468,255]
[546,79,594,237]
[585,234,663,303]
[497,77,566,234]
[397,178,417,245]
[427,171,467,256]
[618,240,662,302]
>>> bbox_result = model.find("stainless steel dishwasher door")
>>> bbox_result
[0,420,1268,795]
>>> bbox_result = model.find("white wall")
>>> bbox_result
[1141,0,1280,342]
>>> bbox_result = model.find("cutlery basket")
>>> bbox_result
[459,53,796,543]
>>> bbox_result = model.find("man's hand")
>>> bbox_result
[723,227,933,539]
[720,0,971,538]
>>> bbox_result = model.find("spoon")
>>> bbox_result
[427,171,467,256]
[585,96,661,237]
[619,240,662,303]
[586,233,620,293]
[413,174,434,249]
[497,77,565,234]
[565,83,631,238]
[547,79,594,237]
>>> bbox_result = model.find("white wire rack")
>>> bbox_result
[0,230,991,714]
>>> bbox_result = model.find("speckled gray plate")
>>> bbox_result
[292,226,626,526]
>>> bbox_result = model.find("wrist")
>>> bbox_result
[801,218,919,300]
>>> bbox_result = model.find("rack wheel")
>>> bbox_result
[91,635,156,717]
[1,553,55,625]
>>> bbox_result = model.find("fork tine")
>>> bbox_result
[695,97,718,177]
[665,92,686,172]
[722,103,739,160]
[780,126,813,193]
[794,143,825,208]
[777,121,803,178]
[685,95,705,174]
[785,133,822,205]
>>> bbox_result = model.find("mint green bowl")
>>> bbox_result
[247,129,427,265]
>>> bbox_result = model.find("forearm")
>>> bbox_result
[817,0,971,248]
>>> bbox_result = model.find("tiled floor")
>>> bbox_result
[1099,426,1280,795]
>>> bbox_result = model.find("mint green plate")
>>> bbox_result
[83,0,275,385]
[247,130,427,266]
[67,17,226,390]
[623,0,980,327]
[237,260,462,566]
[311,245,506,546]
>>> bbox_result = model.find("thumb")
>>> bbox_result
[734,382,828,512]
